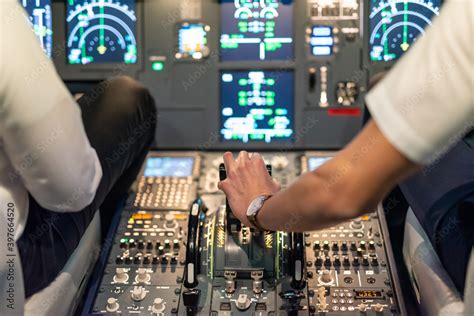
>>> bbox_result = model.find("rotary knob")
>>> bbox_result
[164,239,171,248]
[106,297,119,313]
[362,255,369,266]
[369,240,376,250]
[350,241,357,251]
[332,241,339,251]
[323,240,330,250]
[313,241,321,250]
[333,255,341,266]
[351,219,363,230]
[113,268,129,283]
[352,256,360,266]
[164,214,177,229]
[173,239,180,249]
[136,268,150,283]
[320,269,333,283]
[343,255,350,266]
[371,256,379,266]
[152,298,166,313]
[359,241,366,249]
[131,286,146,301]
[315,256,323,266]
[324,256,331,267]
[158,246,165,255]
[340,241,348,251]
[374,303,384,312]
[359,303,368,312]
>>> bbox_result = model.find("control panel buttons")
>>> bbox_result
[106,297,120,313]
[131,286,147,301]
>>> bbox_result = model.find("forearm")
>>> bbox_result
[258,120,420,232]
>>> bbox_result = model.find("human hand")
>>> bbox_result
[218,151,280,227]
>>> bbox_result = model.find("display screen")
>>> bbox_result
[310,25,333,56]
[369,0,440,62]
[220,0,294,61]
[220,70,293,143]
[67,0,137,64]
[354,290,384,299]
[144,157,195,177]
[308,157,332,171]
[20,0,53,57]
[177,23,210,59]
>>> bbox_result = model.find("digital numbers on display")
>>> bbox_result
[220,70,294,143]
[220,0,294,61]
[369,0,440,62]
[354,290,384,299]
[67,0,137,64]
[20,0,53,57]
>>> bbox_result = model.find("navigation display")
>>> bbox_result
[220,0,293,61]
[369,0,440,61]
[66,0,137,64]
[220,70,294,143]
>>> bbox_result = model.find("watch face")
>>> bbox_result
[246,196,265,216]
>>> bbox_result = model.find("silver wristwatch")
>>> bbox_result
[246,195,272,231]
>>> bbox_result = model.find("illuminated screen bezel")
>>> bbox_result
[368,0,441,63]
[219,69,295,144]
[219,0,295,62]
[65,0,140,66]
[143,157,195,177]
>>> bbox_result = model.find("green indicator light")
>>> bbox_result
[266,79,275,85]
[268,118,276,126]
[239,98,247,106]
[266,98,275,106]
[265,109,273,115]
[238,79,247,86]
[275,108,287,115]
[152,61,164,71]
[267,91,275,97]
[238,91,246,97]
[265,32,275,38]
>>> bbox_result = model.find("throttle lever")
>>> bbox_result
[291,232,306,290]
[184,198,204,288]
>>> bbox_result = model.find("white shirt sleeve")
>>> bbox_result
[0,1,102,212]
[365,0,474,165]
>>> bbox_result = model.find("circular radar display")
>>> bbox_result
[67,0,137,64]
[369,0,440,62]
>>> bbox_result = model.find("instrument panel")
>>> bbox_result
[81,151,405,315]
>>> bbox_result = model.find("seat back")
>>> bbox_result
[24,211,101,316]
[403,208,465,316]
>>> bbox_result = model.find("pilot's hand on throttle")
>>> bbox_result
[218,151,280,227]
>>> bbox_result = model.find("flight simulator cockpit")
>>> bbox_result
[5,1,472,316]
